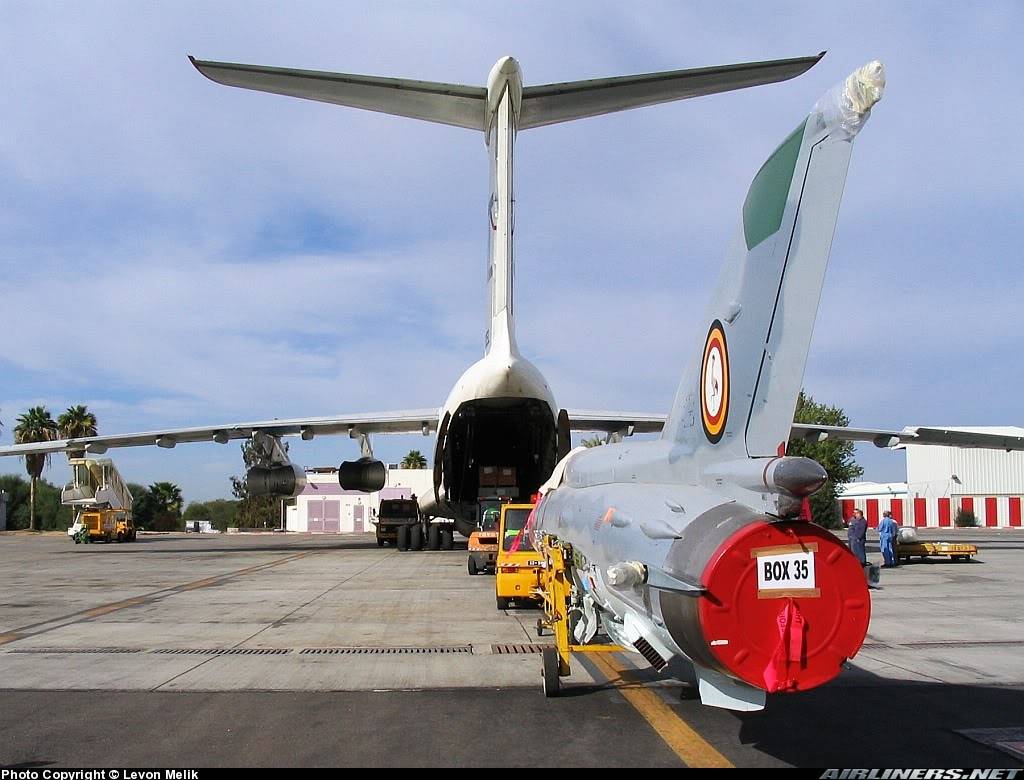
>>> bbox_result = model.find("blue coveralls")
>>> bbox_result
[847,516,867,565]
[878,516,899,567]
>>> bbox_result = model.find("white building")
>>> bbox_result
[284,466,433,534]
[838,426,1024,528]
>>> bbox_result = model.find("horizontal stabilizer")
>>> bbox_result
[519,53,824,129]
[190,53,823,134]
[190,57,487,130]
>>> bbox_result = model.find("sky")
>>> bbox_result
[1,1,1021,502]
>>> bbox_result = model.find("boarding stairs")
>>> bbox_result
[61,457,134,512]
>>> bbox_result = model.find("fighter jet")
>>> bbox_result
[523,61,924,710]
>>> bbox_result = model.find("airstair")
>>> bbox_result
[61,457,134,512]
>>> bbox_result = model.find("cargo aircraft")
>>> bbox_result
[4,53,1023,708]
[3,53,1020,535]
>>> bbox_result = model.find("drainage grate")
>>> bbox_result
[491,644,547,655]
[152,648,292,656]
[300,646,472,655]
[9,647,143,655]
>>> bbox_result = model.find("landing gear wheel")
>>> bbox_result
[440,528,454,551]
[428,524,441,551]
[496,596,511,610]
[376,537,384,548]
[409,524,423,551]
[542,647,561,697]
[397,525,410,551]
[117,532,124,543]
[468,557,478,575]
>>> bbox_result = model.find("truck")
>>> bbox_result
[62,457,135,544]
[68,508,136,543]
[375,495,455,551]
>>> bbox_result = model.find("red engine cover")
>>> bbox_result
[697,520,870,693]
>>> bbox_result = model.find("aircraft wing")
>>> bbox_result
[790,423,1024,451]
[566,411,667,435]
[0,410,440,458]
[562,415,1024,452]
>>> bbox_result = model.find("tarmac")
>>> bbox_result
[1,528,1022,767]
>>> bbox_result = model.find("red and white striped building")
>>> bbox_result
[838,427,1024,528]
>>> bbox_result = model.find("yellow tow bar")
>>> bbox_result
[536,535,624,696]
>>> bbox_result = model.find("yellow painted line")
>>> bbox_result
[81,597,147,618]
[589,652,733,768]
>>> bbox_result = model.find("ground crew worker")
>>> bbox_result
[846,508,867,565]
[878,510,899,568]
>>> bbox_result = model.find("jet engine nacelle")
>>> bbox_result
[246,463,307,498]
[338,458,387,492]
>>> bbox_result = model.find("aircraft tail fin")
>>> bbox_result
[661,62,885,459]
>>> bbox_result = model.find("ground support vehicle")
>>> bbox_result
[376,497,455,551]
[68,509,136,543]
[467,504,504,575]
[534,535,623,697]
[897,539,977,562]
[494,502,543,608]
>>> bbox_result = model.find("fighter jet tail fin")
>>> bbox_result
[661,62,885,458]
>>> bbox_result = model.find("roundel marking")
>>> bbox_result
[700,320,729,443]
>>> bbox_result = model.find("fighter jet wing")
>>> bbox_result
[566,411,667,435]
[790,424,1024,451]
[0,409,440,457]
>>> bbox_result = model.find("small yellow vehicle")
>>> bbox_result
[495,502,543,609]
[897,528,976,562]
[468,506,501,575]
[69,509,136,543]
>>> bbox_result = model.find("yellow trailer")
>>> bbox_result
[897,539,976,562]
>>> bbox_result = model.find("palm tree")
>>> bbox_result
[149,482,184,516]
[13,406,59,531]
[400,449,428,469]
[58,405,98,458]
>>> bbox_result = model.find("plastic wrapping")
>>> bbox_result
[898,526,919,544]
[812,60,886,138]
